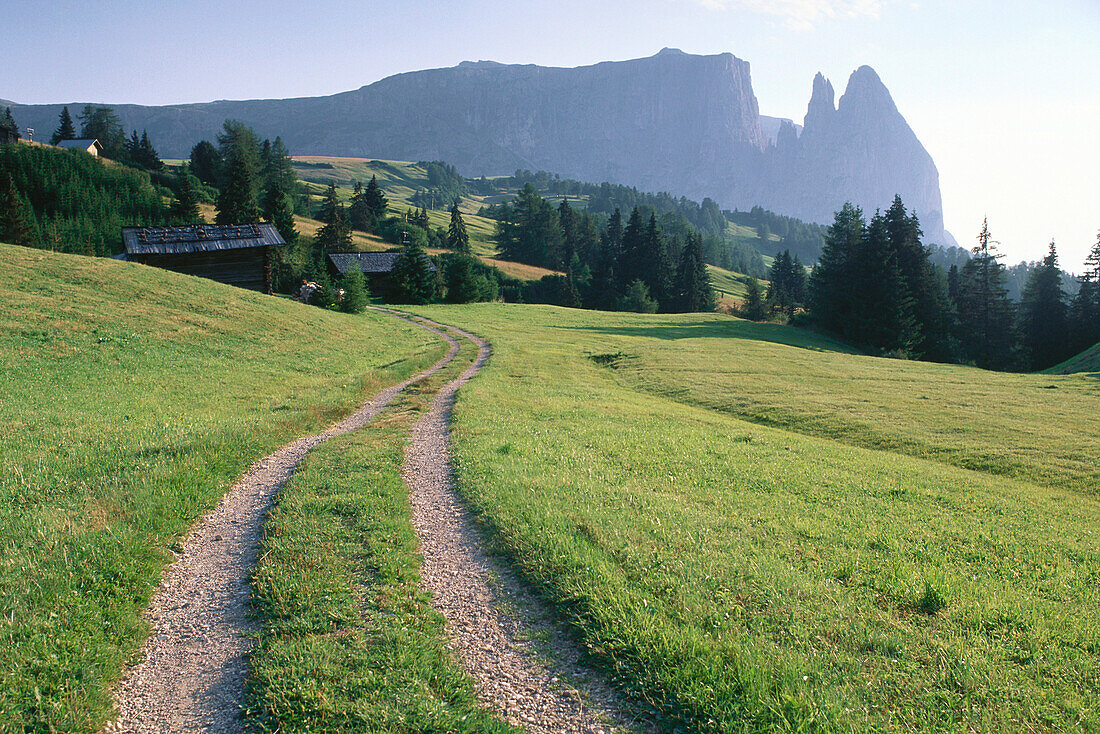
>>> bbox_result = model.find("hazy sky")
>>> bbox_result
[3,0,1097,268]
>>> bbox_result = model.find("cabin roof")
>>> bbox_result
[328,251,438,275]
[56,138,103,151]
[120,223,285,255]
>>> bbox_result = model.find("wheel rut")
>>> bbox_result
[106,313,458,734]
[402,315,645,733]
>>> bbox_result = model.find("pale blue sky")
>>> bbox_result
[3,0,1097,267]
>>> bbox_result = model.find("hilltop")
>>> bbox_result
[7,49,954,245]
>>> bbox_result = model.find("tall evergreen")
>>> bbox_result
[50,107,76,144]
[263,180,297,245]
[675,233,716,312]
[77,105,126,159]
[1018,241,1069,370]
[1069,232,1100,352]
[852,211,919,353]
[313,182,351,255]
[363,175,388,224]
[215,140,260,225]
[189,140,222,186]
[347,181,373,232]
[740,277,767,321]
[0,108,19,142]
[261,137,296,197]
[617,207,647,287]
[765,250,806,316]
[957,218,1016,369]
[0,173,37,246]
[810,203,864,335]
[390,239,437,304]
[447,200,470,253]
[169,171,202,223]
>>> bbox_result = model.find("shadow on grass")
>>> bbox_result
[553,319,861,354]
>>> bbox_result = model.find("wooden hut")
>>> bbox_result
[56,138,104,156]
[119,223,283,293]
[327,251,437,293]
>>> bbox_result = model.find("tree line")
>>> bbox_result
[744,195,1098,371]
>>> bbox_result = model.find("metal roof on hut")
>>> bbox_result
[327,251,438,275]
[121,223,284,256]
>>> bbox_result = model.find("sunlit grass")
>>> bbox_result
[0,244,444,732]
[413,302,1100,732]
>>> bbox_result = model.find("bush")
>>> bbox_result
[620,279,658,313]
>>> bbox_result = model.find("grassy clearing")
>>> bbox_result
[413,303,1100,732]
[0,244,445,732]
[1045,342,1100,377]
[245,335,514,732]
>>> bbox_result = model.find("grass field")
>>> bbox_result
[0,244,446,732]
[245,336,517,732]
[1045,342,1100,377]
[411,303,1100,732]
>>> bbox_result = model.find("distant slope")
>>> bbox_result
[0,243,444,730]
[8,49,954,245]
[1045,342,1100,375]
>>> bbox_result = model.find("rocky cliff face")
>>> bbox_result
[7,50,953,245]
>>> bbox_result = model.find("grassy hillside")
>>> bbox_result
[0,243,445,731]
[291,156,560,280]
[413,303,1100,732]
[1045,342,1100,377]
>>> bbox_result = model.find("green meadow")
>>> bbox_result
[412,303,1100,732]
[0,244,445,732]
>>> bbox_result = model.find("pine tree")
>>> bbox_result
[390,239,437,304]
[0,108,20,143]
[0,174,37,246]
[348,181,372,232]
[642,213,674,310]
[215,137,260,225]
[447,200,470,253]
[263,180,297,245]
[957,218,1016,369]
[77,105,126,159]
[189,140,222,186]
[313,182,350,255]
[810,203,864,335]
[621,279,658,313]
[1069,232,1100,352]
[169,171,202,223]
[617,207,647,287]
[740,277,767,321]
[261,137,296,197]
[50,107,76,144]
[675,233,715,312]
[851,211,919,353]
[1018,241,1069,370]
[363,175,388,224]
[884,196,952,359]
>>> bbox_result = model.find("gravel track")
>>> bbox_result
[105,315,459,734]
[404,317,645,734]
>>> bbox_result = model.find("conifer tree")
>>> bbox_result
[0,174,37,246]
[363,175,388,224]
[169,171,202,223]
[390,239,437,304]
[1018,241,1069,370]
[1069,232,1100,352]
[77,105,126,159]
[261,137,296,196]
[338,269,370,313]
[852,211,919,353]
[675,233,716,312]
[189,140,222,186]
[810,203,864,335]
[50,107,76,144]
[313,182,350,255]
[263,180,297,245]
[215,140,260,225]
[740,277,767,321]
[957,218,1016,369]
[347,181,372,232]
[0,108,20,142]
[617,207,647,287]
[447,200,470,252]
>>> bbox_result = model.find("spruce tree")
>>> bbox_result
[189,140,222,186]
[338,269,370,313]
[740,277,767,321]
[1069,232,1100,352]
[447,200,470,253]
[0,174,37,246]
[169,171,202,223]
[0,108,20,142]
[77,105,126,159]
[851,211,919,353]
[957,218,1016,369]
[348,181,373,232]
[363,175,388,223]
[50,107,76,144]
[675,233,715,312]
[215,138,260,225]
[313,182,351,255]
[263,180,298,245]
[390,239,437,304]
[810,203,864,335]
[1018,241,1069,370]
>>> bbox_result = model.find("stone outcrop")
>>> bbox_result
[7,50,954,244]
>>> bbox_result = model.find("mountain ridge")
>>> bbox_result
[4,50,955,245]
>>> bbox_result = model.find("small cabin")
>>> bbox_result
[119,223,283,293]
[327,251,438,293]
[56,138,104,156]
